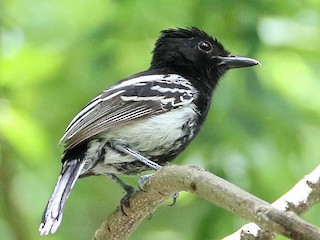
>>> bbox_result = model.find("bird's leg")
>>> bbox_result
[111,141,179,205]
[109,174,135,214]
[111,141,161,190]
[110,141,161,170]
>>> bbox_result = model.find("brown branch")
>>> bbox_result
[92,165,320,240]
[224,164,320,240]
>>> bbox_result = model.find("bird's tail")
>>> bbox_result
[39,159,85,235]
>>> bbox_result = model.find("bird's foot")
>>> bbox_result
[109,174,136,215]
[139,173,179,206]
[119,185,136,215]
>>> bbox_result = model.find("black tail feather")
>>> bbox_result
[39,159,85,235]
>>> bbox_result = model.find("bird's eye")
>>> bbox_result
[198,41,213,52]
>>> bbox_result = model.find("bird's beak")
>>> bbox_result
[214,54,261,69]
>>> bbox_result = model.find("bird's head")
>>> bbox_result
[151,27,260,80]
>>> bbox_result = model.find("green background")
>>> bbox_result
[1,1,320,239]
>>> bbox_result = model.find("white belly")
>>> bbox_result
[82,104,199,175]
[107,104,198,154]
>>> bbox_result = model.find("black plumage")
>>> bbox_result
[39,27,259,235]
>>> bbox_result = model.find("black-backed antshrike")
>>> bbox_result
[39,27,260,235]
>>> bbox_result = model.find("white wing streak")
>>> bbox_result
[60,74,197,149]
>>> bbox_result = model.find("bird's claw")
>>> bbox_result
[138,173,154,191]
[168,192,179,206]
[120,185,136,216]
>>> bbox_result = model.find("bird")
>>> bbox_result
[39,27,260,235]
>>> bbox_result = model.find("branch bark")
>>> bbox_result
[92,165,320,240]
[224,164,320,240]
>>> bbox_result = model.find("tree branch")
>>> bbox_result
[223,164,320,240]
[92,165,320,240]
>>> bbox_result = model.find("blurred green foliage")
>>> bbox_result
[1,0,320,239]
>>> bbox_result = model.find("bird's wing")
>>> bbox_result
[60,74,197,150]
